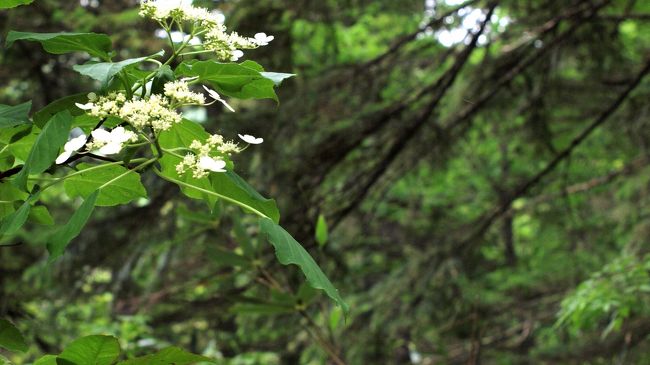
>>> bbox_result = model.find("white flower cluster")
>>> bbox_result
[139,0,274,62]
[176,134,241,178]
[55,127,139,164]
[77,86,186,133]
[164,80,205,105]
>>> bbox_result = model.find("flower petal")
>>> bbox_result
[65,134,87,152]
[198,156,226,172]
[238,134,263,144]
[91,128,112,143]
[55,150,73,165]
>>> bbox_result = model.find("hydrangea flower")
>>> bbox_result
[55,134,87,164]
[89,127,138,155]
[253,33,274,46]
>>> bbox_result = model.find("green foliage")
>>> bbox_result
[73,52,164,87]
[13,111,73,190]
[0,0,33,9]
[259,218,349,315]
[5,32,113,60]
[117,347,215,365]
[0,102,31,128]
[63,163,147,207]
[175,60,287,102]
[57,335,121,365]
[47,191,99,260]
[557,254,650,337]
[315,213,328,247]
[0,319,27,353]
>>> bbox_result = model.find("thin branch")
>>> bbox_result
[459,58,650,250]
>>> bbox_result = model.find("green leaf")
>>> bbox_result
[56,335,120,365]
[0,200,31,240]
[73,51,164,87]
[0,102,31,128]
[150,65,175,95]
[0,319,27,353]
[29,205,54,225]
[34,93,89,128]
[210,172,280,223]
[33,355,57,365]
[259,218,349,315]
[175,60,279,101]
[6,31,112,60]
[64,163,147,207]
[47,191,98,261]
[117,347,215,365]
[13,111,72,191]
[315,213,329,247]
[0,0,34,9]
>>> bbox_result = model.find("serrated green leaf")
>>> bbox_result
[6,31,112,60]
[116,347,215,365]
[56,335,120,365]
[0,0,34,9]
[0,319,27,353]
[175,60,278,101]
[315,213,328,247]
[13,111,72,191]
[34,93,89,128]
[0,101,31,128]
[259,218,348,315]
[47,190,98,261]
[73,51,164,87]
[64,163,147,207]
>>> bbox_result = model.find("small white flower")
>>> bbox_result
[238,134,263,145]
[198,156,226,172]
[202,85,235,112]
[75,102,94,111]
[230,50,244,61]
[90,127,138,155]
[253,32,274,46]
[55,134,87,164]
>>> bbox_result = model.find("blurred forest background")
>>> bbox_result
[1,0,650,364]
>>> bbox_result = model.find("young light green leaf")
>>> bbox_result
[0,101,31,128]
[64,163,147,207]
[57,335,120,365]
[13,111,72,191]
[315,213,329,247]
[0,0,34,9]
[6,31,112,60]
[47,191,98,261]
[116,347,215,365]
[33,93,89,128]
[0,319,28,353]
[259,218,349,315]
[73,51,164,86]
[175,60,279,101]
